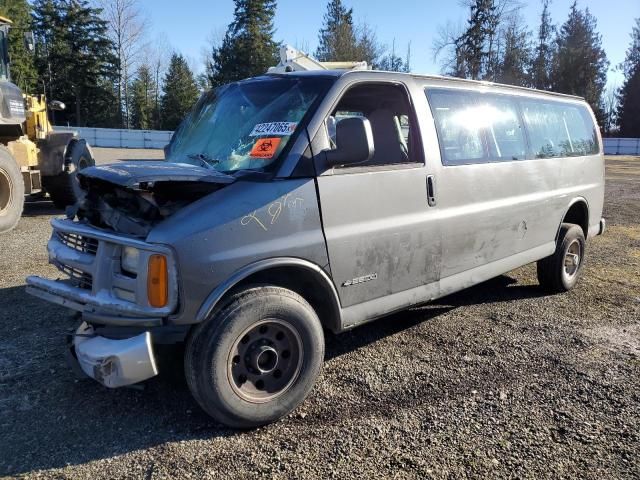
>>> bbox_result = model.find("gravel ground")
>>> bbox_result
[0,152,638,479]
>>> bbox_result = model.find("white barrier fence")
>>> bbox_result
[54,127,640,156]
[55,126,173,149]
[603,138,640,156]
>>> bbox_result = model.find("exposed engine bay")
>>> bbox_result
[73,161,236,237]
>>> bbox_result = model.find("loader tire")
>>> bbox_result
[0,146,24,233]
[43,139,94,210]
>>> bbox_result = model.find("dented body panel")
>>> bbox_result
[79,161,235,188]
[148,178,330,325]
[26,70,605,388]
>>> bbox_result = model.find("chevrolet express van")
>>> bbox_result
[27,70,605,428]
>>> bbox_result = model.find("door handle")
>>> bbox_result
[426,175,436,207]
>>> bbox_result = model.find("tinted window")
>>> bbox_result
[520,100,599,158]
[428,90,485,165]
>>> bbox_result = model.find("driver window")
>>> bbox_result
[327,83,420,167]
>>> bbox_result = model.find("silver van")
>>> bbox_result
[27,70,605,428]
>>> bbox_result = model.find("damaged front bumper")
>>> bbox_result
[26,218,178,326]
[71,322,158,387]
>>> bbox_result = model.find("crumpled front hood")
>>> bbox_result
[78,161,235,189]
[75,161,237,237]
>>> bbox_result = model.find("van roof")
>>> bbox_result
[266,69,584,101]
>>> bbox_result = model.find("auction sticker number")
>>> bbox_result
[249,122,297,137]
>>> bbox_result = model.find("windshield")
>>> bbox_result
[165,76,333,172]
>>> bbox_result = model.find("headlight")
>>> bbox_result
[121,246,140,274]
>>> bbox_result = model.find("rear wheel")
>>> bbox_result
[0,146,24,233]
[43,140,94,210]
[185,285,324,428]
[537,223,586,292]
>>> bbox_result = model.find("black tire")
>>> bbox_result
[0,146,24,233]
[185,285,325,428]
[42,139,94,210]
[537,223,586,293]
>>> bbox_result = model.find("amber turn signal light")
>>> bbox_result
[147,254,168,308]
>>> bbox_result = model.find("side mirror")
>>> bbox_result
[48,100,66,111]
[24,31,35,53]
[325,117,374,167]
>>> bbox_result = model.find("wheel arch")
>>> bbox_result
[556,197,589,240]
[196,258,343,333]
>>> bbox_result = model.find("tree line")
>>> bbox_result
[434,0,639,136]
[0,0,200,130]
[0,0,637,136]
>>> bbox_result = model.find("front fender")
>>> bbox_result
[195,257,342,330]
[148,178,331,327]
[38,131,76,176]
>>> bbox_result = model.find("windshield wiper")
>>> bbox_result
[187,153,220,168]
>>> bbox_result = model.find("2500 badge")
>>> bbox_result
[342,273,378,287]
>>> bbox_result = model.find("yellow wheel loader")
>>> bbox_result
[0,16,95,233]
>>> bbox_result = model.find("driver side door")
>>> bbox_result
[314,81,441,311]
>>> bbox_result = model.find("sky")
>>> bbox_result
[139,0,640,88]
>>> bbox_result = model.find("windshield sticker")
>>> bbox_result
[249,122,297,137]
[250,137,281,158]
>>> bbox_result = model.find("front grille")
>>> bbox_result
[58,263,93,290]
[57,231,99,255]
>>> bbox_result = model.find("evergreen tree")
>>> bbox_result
[531,0,554,90]
[617,18,640,137]
[550,2,608,122]
[355,22,383,68]
[454,0,500,80]
[130,63,156,130]
[0,0,37,91]
[90,77,120,127]
[32,0,118,126]
[378,39,409,72]
[496,14,532,87]
[315,0,359,62]
[31,0,65,113]
[160,53,199,130]
[207,0,278,88]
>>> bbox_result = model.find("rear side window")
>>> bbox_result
[426,87,600,165]
[427,90,484,165]
[427,89,527,165]
[519,100,599,158]
[479,95,527,161]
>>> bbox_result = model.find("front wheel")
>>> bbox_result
[185,285,325,428]
[537,223,586,292]
[42,139,94,210]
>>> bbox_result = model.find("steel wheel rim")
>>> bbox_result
[563,239,582,278]
[0,167,13,217]
[227,318,303,404]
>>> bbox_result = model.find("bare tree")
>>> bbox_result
[146,33,172,129]
[355,22,384,68]
[202,28,225,90]
[432,20,465,75]
[405,41,412,72]
[97,0,149,128]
